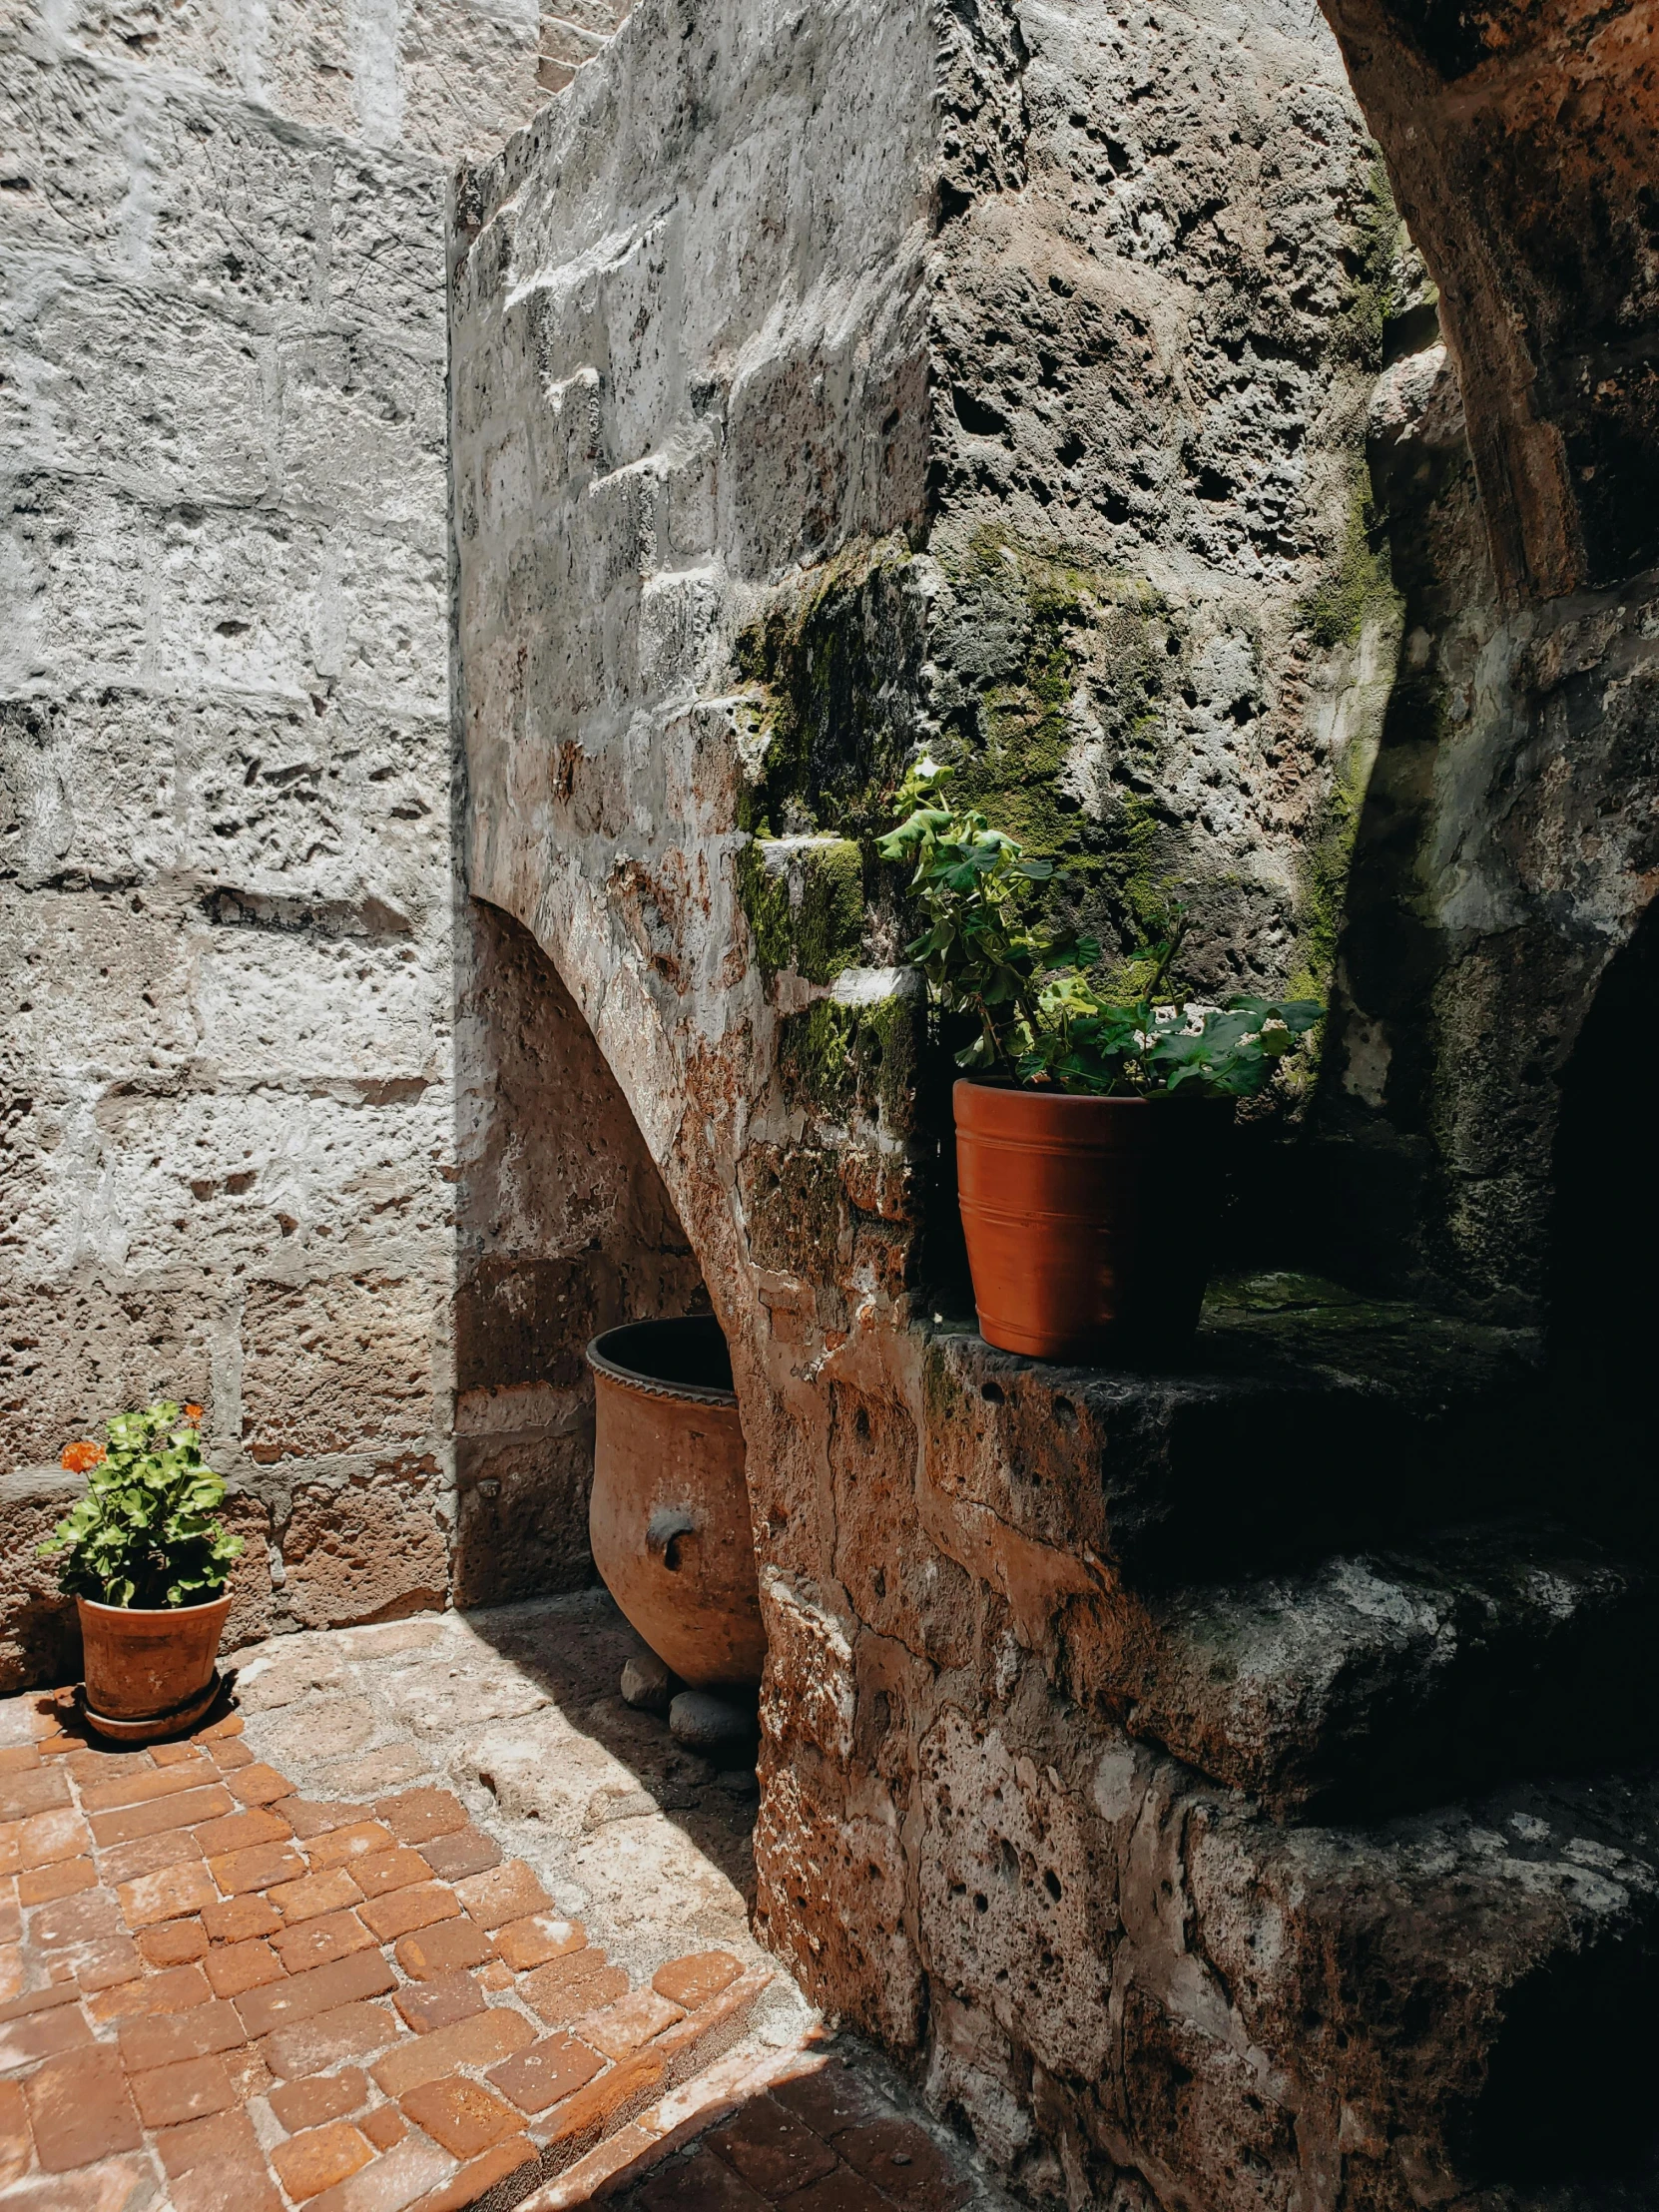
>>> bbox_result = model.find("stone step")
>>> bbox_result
[1113,1520,1659,1819]
[924,1272,1552,1587]
[920,1711,1659,2205]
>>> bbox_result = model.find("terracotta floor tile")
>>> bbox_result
[706,2096,842,2198]
[392,1968,485,2035]
[18,1855,95,1907]
[0,1746,40,1776]
[270,1866,366,1924]
[138,1920,209,1966]
[0,1945,20,2005]
[360,2101,406,2149]
[358,1882,461,1942]
[0,2002,93,2074]
[209,1840,306,1896]
[0,2074,31,2187]
[198,1714,245,1742]
[654,1951,744,2011]
[193,1805,293,1858]
[304,1820,398,1872]
[202,1893,283,1944]
[28,1888,122,1949]
[540,2050,665,2148]
[399,2071,522,2157]
[15,1807,93,1871]
[129,2050,236,2128]
[833,2119,974,2212]
[117,1858,219,1929]
[393,1919,494,1981]
[284,1800,350,1841]
[0,2152,161,2211]
[271,2066,371,2131]
[205,1936,286,1998]
[487,2030,605,2116]
[414,2130,538,2212]
[276,1907,378,1973]
[155,2100,264,2175]
[417,1828,501,1883]
[239,1946,397,2040]
[71,1936,144,1994]
[262,1996,403,2080]
[452,1859,551,1931]
[351,1848,430,1900]
[373,1789,468,1847]
[273,2117,375,2200]
[579,1987,685,2059]
[521,1952,629,2026]
[116,1994,246,2071]
[370,2004,535,2098]
[771,2061,896,2143]
[224,2039,274,2102]
[97,1829,205,1887]
[0,1769,71,1825]
[493,1913,585,1971]
[169,2148,285,2212]
[776,2166,899,2212]
[89,1784,235,1850]
[227,1763,298,1807]
[79,1765,218,1816]
[22,2043,142,2171]
[213,1739,256,1772]
[150,1742,213,1771]
[300,2128,452,2211]
[634,2146,775,2212]
[89,1960,213,2021]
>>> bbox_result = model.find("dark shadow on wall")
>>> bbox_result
[1548,896,1659,1555]
[451,899,708,1610]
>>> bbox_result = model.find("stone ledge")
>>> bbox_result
[924,1272,1544,1588]
[1122,1520,1659,1818]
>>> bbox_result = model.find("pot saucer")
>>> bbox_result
[77,1670,229,1744]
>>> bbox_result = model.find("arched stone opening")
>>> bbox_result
[451,897,709,1609]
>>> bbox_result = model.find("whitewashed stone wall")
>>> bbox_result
[0,0,655,1687]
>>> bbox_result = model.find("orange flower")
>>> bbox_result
[61,1440,105,1474]
[183,1404,205,1423]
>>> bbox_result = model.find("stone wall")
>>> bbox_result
[448,1,1659,2202]
[0,0,657,1686]
[1307,0,1659,1323]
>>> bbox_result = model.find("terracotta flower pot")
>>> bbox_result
[77,1591,233,1741]
[954,1078,1234,1360]
[587,1317,766,1688]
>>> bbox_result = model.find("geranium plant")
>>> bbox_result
[41,1402,244,1608]
[877,759,1323,1095]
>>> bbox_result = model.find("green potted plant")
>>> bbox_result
[42,1401,244,1740]
[877,761,1322,1359]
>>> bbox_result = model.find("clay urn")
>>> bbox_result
[954,1078,1234,1360]
[586,1317,766,1687]
[78,1592,233,1742]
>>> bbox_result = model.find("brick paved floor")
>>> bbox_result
[0,1598,1013,2212]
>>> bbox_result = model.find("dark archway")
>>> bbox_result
[451,898,708,1608]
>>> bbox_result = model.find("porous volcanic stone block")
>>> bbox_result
[279,1472,449,1628]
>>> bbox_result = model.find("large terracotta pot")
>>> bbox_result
[954,1079,1234,1360]
[77,1592,232,1741]
[587,1317,766,1688]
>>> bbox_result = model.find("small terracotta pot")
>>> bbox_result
[77,1592,232,1740]
[954,1079,1234,1360]
[587,1317,766,1688]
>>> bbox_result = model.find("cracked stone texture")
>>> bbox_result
[453,0,1659,2201]
[0,0,684,1680]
